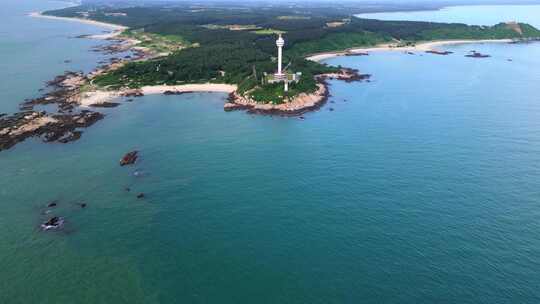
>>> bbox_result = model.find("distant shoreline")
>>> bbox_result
[28,12,128,31]
[306,39,513,62]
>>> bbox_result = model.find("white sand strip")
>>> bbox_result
[140,84,237,95]
[307,39,513,62]
[79,84,237,107]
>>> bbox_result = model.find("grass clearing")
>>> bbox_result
[253,28,286,35]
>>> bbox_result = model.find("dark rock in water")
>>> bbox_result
[122,90,144,97]
[89,102,120,108]
[79,203,87,208]
[329,108,334,111]
[164,90,194,95]
[125,99,134,102]
[136,193,145,199]
[120,151,138,166]
[47,201,58,208]
[426,50,453,55]
[299,116,305,120]
[465,51,490,58]
[64,60,72,64]
[19,104,34,111]
[41,216,64,231]
[57,131,82,144]
[125,187,131,192]
[345,51,369,57]
[0,113,6,118]
[508,59,513,62]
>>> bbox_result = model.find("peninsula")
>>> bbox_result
[1,1,540,151]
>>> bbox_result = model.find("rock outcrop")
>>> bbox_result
[0,110,104,151]
[120,151,138,166]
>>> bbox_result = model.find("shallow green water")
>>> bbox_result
[1,3,540,303]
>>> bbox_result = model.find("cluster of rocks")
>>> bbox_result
[335,69,371,83]
[317,68,371,84]
[91,39,149,61]
[91,42,132,55]
[20,71,87,113]
[119,151,147,200]
[41,216,64,231]
[163,90,193,96]
[40,200,87,232]
[39,149,146,232]
[0,110,104,151]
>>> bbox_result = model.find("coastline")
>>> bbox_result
[79,84,238,107]
[306,39,513,62]
[0,11,528,151]
[28,12,128,31]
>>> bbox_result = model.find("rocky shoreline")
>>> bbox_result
[0,110,104,151]
[223,68,370,116]
[0,27,151,152]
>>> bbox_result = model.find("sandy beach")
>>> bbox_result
[79,84,238,107]
[28,12,128,31]
[307,39,513,62]
[140,84,237,95]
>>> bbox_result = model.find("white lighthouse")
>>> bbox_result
[276,34,285,77]
[264,34,301,94]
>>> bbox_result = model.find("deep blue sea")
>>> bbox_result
[1,2,540,303]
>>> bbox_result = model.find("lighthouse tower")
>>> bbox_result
[264,34,300,94]
[275,34,285,77]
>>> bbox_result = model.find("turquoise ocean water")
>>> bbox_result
[1,2,540,303]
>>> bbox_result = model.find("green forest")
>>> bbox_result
[45,2,540,103]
